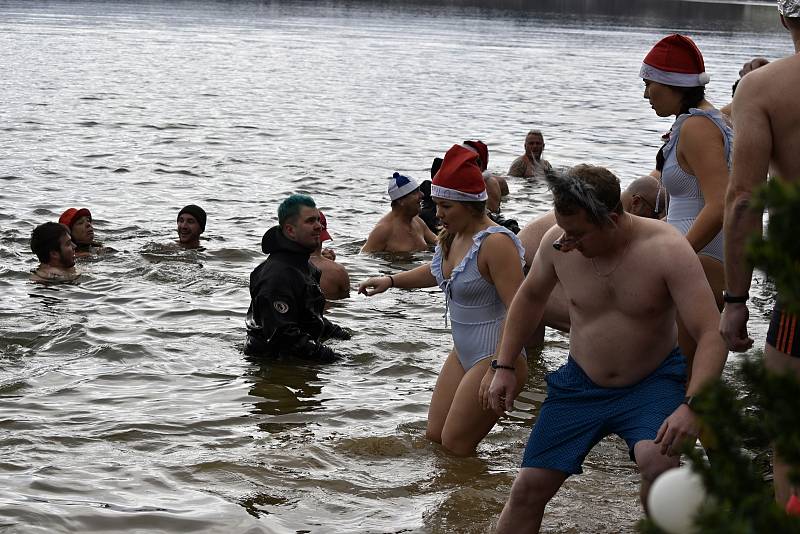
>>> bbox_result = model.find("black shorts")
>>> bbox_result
[766,300,800,357]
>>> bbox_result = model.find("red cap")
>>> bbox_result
[463,140,489,171]
[640,34,709,87]
[59,207,92,228]
[319,211,332,242]
[431,144,488,202]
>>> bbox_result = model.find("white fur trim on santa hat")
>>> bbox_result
[640,63,710,87]
[430,184,488,202]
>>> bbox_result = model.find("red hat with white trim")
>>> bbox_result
[640,34,710,87]
[431,144,488,202]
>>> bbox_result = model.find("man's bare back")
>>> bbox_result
[361,212,435,253]
[733,53,800,183]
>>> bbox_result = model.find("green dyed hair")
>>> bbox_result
[278,194,316,227]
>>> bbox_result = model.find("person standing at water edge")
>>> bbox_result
[244,194,351,362]
[487,166,728,533]
[176,204,206,249]
[359,144,528,456]
[507,130,552,180]
[361,172,437,253]
[59,207,102,256]
[720,0,800,508]
[29,222,79,283]
[310,211,350,301]
[642,33,731,364]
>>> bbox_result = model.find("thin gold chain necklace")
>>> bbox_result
[591,216,633,277]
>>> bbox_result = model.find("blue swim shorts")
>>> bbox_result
[521,348,687,475]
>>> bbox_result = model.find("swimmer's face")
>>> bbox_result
[177,214,203,247]
[285,206,322,250]
[553,209,614,258]
[54,232,76,268]
[70,215,94,245]
[643,80,683,117]
[525,134,545,159]
[397,189,422,216]
[433,197,475,232]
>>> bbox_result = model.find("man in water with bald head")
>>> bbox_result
[508,130,553,180]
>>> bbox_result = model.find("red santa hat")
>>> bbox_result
[431,144,488,202]
[640,34,710,87]
[463,140,489,172]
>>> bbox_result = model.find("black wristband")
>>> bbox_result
[682,395,695,409]
[722,290,748,303]
[388,275,395,287]
[491,359,515,371]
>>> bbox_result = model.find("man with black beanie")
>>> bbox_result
[177,204,206,249]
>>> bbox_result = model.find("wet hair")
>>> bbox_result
[526,129,544,138]
[30,222,68,263]
[546,165,622,226]
[437,201,486,259]
[278,194,316,227]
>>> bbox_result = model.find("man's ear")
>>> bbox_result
[282,222,295,240]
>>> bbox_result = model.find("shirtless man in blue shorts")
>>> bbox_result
[485,164,728,533]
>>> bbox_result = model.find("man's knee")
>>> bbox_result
[507,468,566,508]
[635,441,679,483]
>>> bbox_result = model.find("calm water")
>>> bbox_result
[0,1,789,532]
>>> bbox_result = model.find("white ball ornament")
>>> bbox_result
[647,466,707,534]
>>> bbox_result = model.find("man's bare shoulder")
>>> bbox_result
[632,217,692,261]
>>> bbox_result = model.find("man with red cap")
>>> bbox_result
[487,165,727,533]
[721,0,800,509]
[507,130,553,180]
[310,211,350,301]
[59,207,102,256]
[361,172,437,253]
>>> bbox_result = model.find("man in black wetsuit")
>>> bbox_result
[244,194,351,362]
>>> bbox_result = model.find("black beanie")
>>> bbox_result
[178,204,206,232]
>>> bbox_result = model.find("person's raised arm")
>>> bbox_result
[678,116,729,252]
[488,227,559,414]
[358,262,436,297]
[360,222,389,253]
[720,71,772,352]
[655,234,728,455]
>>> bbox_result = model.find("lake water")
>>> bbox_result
[0,1,790,532]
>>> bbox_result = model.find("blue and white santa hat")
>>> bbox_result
[388,172,420,201]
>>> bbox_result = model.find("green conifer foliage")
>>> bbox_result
[639,181,800,533]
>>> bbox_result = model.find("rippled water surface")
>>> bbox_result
[0,1,790,532]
